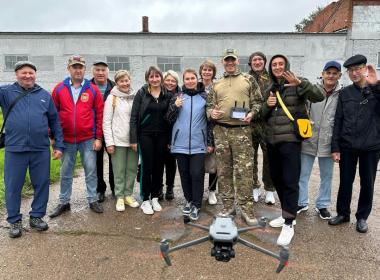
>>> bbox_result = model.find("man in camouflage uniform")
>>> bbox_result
[207,49,263,225]
[248,52,276,204]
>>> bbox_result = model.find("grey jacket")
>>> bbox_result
[302,82,341,157]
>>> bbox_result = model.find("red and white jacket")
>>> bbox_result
[52,77,104,143]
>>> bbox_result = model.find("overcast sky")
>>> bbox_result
[0,0,334,32]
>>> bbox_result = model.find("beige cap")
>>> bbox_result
[68,55,86,67]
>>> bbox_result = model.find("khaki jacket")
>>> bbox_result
[207,71,263,126]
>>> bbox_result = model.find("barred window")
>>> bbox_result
[238,56,250,73]
[157,57,181,72]
[4,55,29,71]
[106,56,130,71]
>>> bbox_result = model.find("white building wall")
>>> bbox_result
[0,32,350,90]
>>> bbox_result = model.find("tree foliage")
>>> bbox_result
[295,6,324,32]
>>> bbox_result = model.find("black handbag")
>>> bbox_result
[0,91,29,148]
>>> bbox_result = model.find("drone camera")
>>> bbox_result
[211,242,235,262]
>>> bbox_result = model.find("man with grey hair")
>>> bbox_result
[0,61,64,238]
[90,60,115,203]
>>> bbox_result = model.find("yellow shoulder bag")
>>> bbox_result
[275,91,312,140]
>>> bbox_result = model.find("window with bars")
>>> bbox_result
[106,56,130,71]
[4,55,29,71]
[157,57,181,72]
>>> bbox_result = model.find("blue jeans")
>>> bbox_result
[298,153,334,209]
[59,139,97,204]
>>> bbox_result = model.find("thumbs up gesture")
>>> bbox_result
[267,91,277,107]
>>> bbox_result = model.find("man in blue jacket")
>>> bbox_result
[0,61,64,238]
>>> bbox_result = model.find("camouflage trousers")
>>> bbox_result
[214,125,255,217]
[251,126,275,192]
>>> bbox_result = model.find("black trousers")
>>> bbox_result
[176,153,205,208]
[163,149,177,187]
[209,172,218,191]
[139,132,167,201]
[337,150,380,220]
[96,144,115,194]
[267,142,301,223]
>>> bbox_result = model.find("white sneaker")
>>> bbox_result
[269,216,296,228]
[208,191,217,205]
[253,188,261,202]
[277,224,295,246]
[140,200,154,215]
[116,198,125,212]
[151,198,162,212]
[265,191,275,205]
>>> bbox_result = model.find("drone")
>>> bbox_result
[160,215,289,273]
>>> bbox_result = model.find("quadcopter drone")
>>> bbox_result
[160,215,289,273]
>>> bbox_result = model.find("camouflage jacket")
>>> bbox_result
[249,69,271,131]
[206,70,263,126]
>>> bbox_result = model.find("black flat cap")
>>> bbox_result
[14,61,37,72]
[343,54,367,68]
[93,60,108,67]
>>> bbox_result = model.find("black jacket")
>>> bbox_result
[331,81,380,152]
[129,84,171,144]
[261,55,325,144]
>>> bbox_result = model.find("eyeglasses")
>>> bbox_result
[347,65,365,73]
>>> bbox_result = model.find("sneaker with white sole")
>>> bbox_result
[269,216,296,228]
[265,191,275,205]
[297,205,309,214]
[116,198,125,212]
[125,196,139,208]
[252,188,261,202]
[189,206,200,221]
[277,224,295,246]
[140,200,154,215]
[183,201,192,215]
[315,208,331,220]
[208,191,217,205]
[151,197,162,212]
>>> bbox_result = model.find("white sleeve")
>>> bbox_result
[102,96,115,147]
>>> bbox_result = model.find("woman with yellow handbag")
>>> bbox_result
[261,54,324,246]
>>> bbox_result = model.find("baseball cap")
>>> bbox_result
[323,61,341,72]
[68,55,86,67]
[93,60,108,67]
[14,61,37,72]
[223,48,238,60]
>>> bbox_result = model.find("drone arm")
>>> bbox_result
[237,237,289,273]
[160,236,211,266]
[237,224,264,233]
[237,237,280,259]
[186,222,210,232]
[237,218,267,233]
[168,235,210,254]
